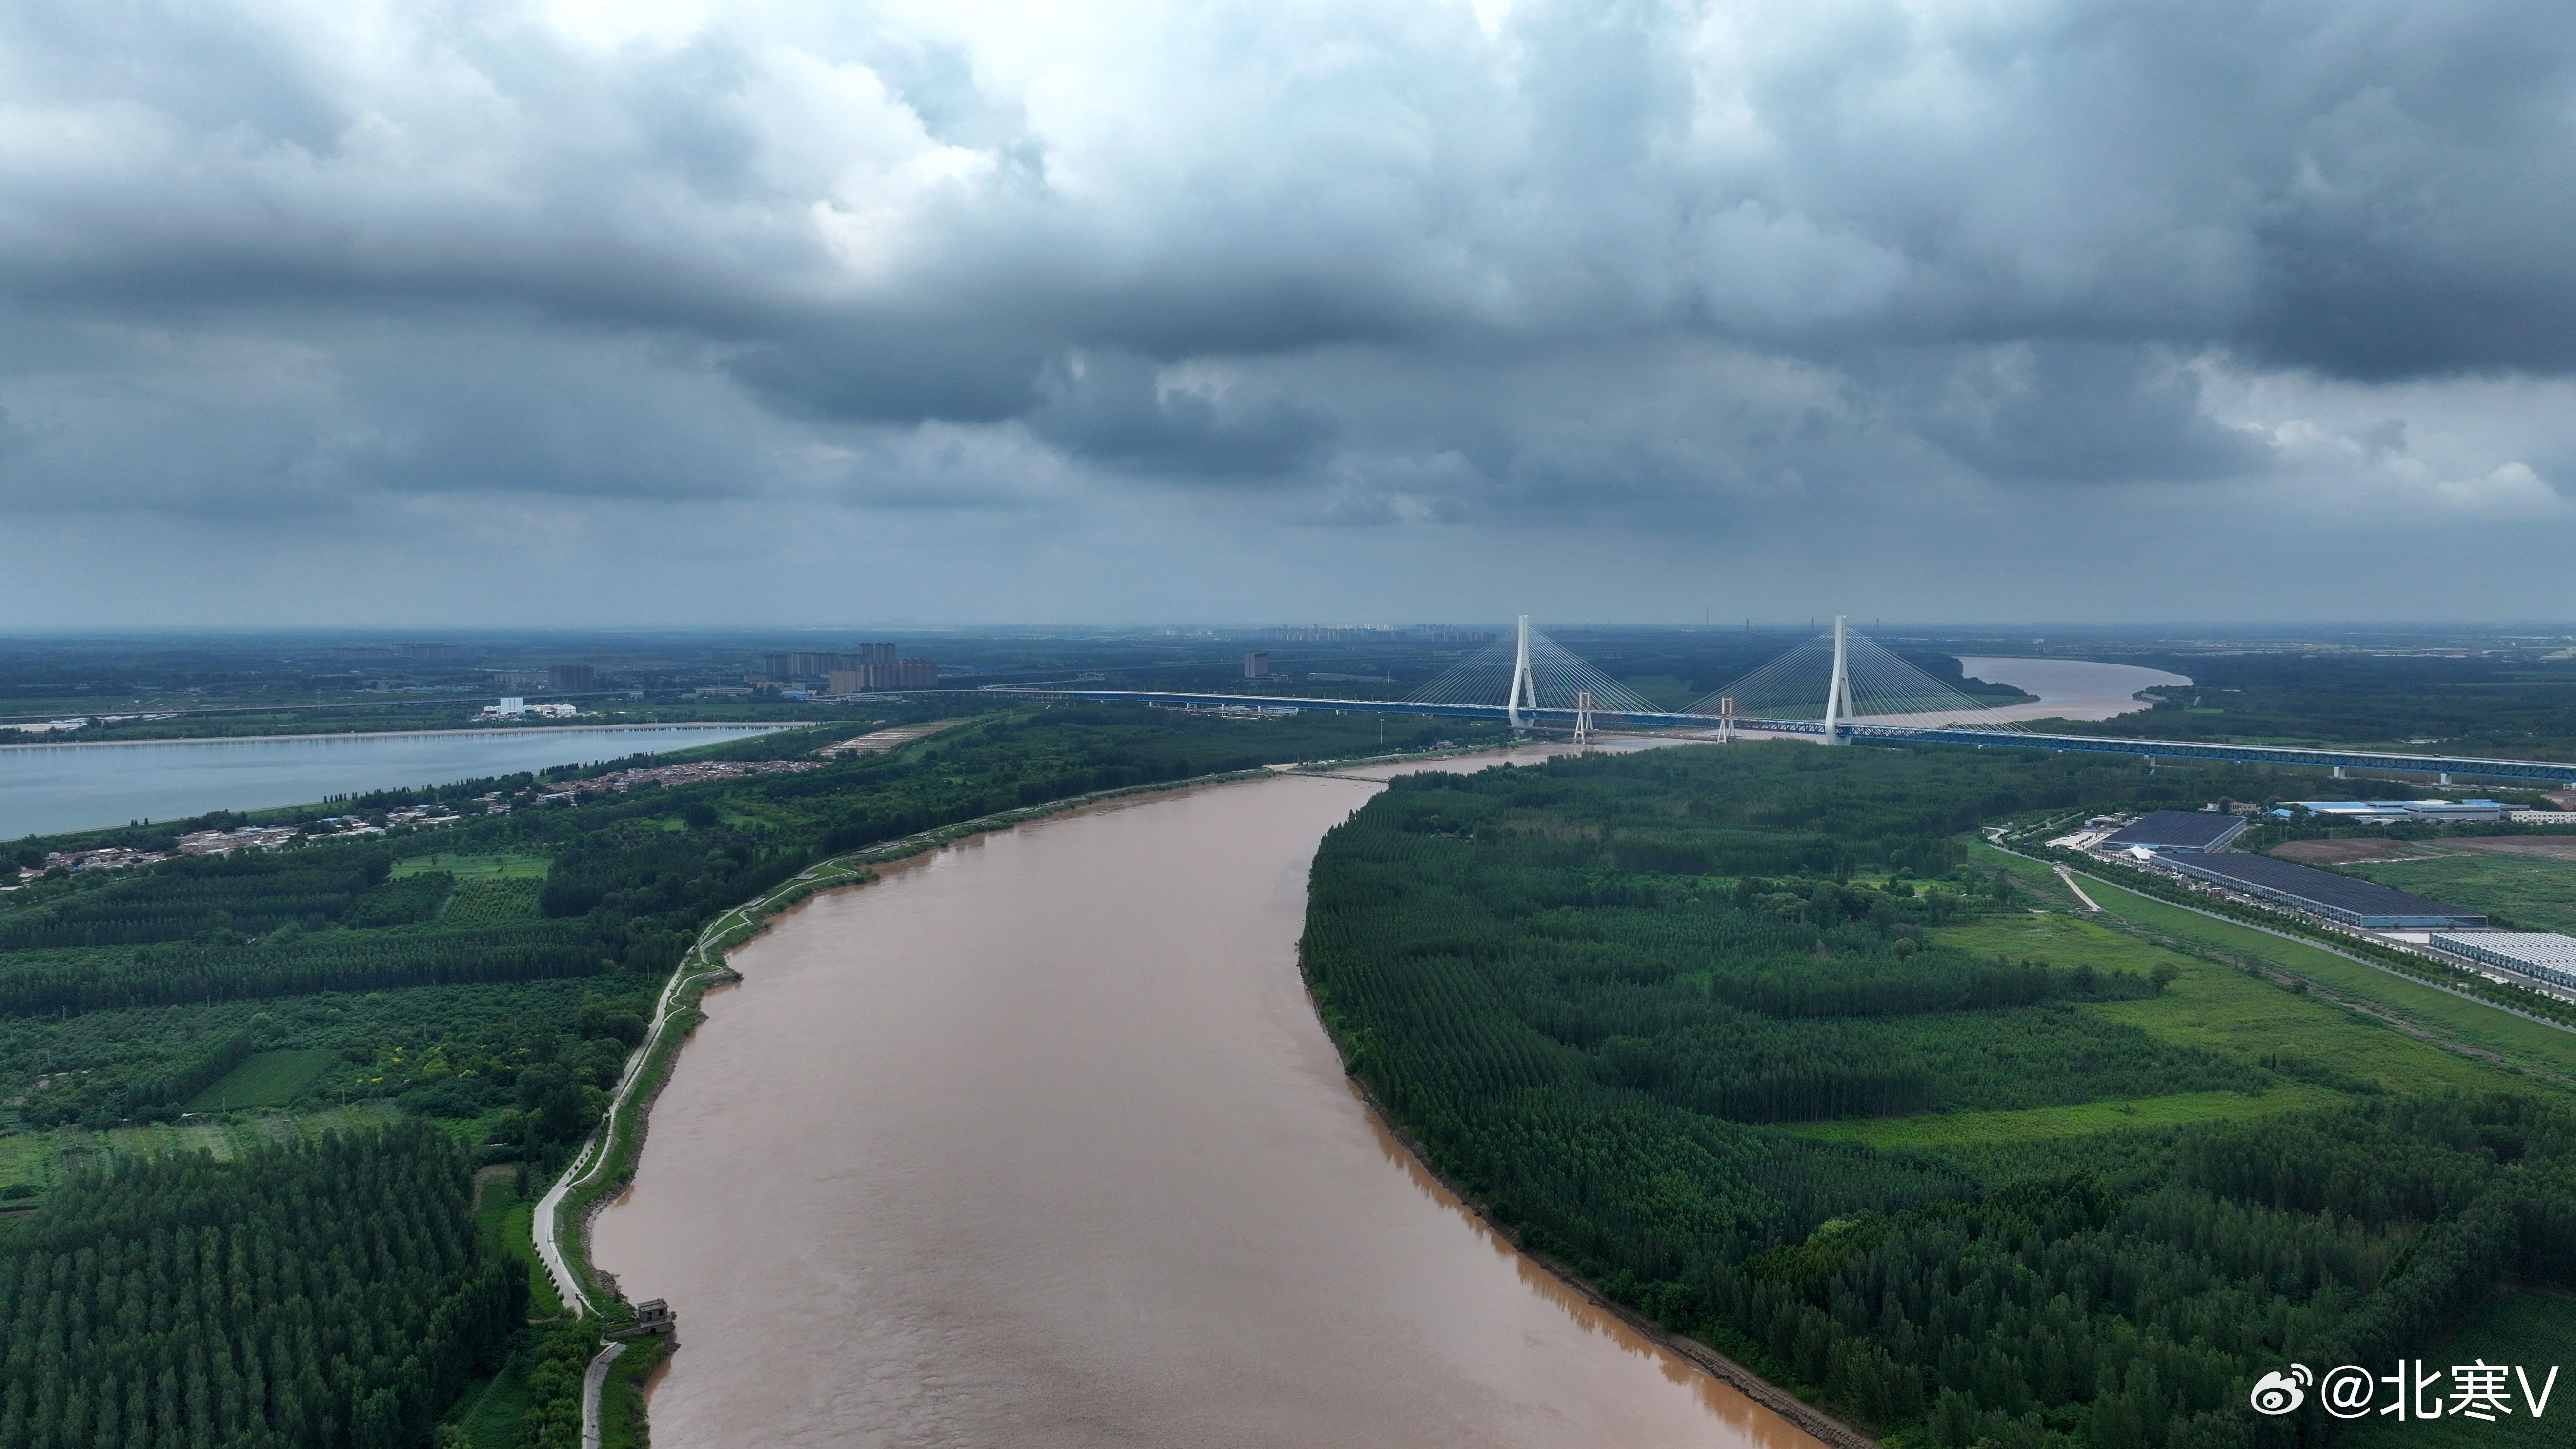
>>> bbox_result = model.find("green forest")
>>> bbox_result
[0,1121,522,1449]
[0,699,1478,1448]
[1301,742,2576,1449]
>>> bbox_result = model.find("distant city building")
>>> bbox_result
[392,642,460,659]
[1265,624,1495,644]
[546,664,596,692]
[1244,651,1269,679]
[483,697,526,717]
[822,657,935,692]
[765,643,902,680]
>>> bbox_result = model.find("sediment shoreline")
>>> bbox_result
[1332,1063,1881,1449]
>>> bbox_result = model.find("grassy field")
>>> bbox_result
[2346,852,2576,935]
[441,875,543,921]
[478,1169,565,1319]
[392,851,551,880]
[598,1335,673,1449]
[445,1359,531,1449]
[2081,878,2576,1086]
[0,1101,401,1193]
[2342,1289,2576,1448]
[1940,909,2516,1094]
[1790,1085,2340,1148]
[1969,840,2576,1089]
[183,1048,338,1111]
[1832,854,2576,1162]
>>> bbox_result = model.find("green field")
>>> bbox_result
[2342,1290,2576,1449]
[477,1168,565,1319]
[1971,841,2576,1089]
[441,876,544,921]
[1941,906,2525,1097]
[0,1101,401,1193]
[393,851,551,880]
[1811,900,2533,1154]
[2346,851,2576,935]
[2085,879,2576,1083]
[184,1048,340,1111]
[1790,1085,2340,1148]
[445,1359,531,1449]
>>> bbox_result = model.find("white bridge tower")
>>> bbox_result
[1506,614,1538,729]
[1821,614,1852,745]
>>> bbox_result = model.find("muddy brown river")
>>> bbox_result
[591,753,1826,1449]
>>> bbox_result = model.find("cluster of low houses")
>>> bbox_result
[560,758,821,795]
[9,809,466,884]
[12,759,814,886]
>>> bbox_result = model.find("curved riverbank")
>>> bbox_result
[1337,1067,1878,1449]
[586,742,1824,1448]
[533,765,1289,1318]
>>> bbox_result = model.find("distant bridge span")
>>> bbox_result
[990,686,2576,786]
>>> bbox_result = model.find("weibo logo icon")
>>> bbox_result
[2251,1366,2313,1415]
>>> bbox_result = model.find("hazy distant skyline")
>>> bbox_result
[3,0,2574,628]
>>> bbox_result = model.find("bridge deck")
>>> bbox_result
[989,687,2576,785]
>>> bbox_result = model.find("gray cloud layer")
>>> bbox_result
[2,0,2574,624]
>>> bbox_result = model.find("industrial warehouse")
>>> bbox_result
[2431,933,2576,991]
[2157,852,2489,929]
[2097,810,2250,854]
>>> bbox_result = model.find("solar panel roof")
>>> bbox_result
[2170,852,2477,919]
[2098,810,2245,850]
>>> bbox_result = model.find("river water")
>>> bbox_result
[0,724,783,838]
[587,657,2178,1447]
[592,751,1822,1449]
[1949,657,2191,724]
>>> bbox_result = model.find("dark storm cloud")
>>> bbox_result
[1905,345,2273,485]
[0,0,2573,629]
[1027,352,1338,478]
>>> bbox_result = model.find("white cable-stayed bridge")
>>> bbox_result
[996,617,2576,786]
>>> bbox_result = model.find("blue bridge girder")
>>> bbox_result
[991,687,2576,785]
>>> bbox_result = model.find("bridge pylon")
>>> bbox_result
[1506,614,1538,729]
[1821,614,1852,745]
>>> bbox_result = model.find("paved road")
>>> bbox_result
[581,1341,628,1449]
[2053,864,2103,912]
[534,902,754,1316]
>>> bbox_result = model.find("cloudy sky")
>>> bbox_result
[2,0,2573,628]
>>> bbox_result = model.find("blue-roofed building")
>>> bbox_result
[2097,810,2249,854]
[2162,853,2486,928]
